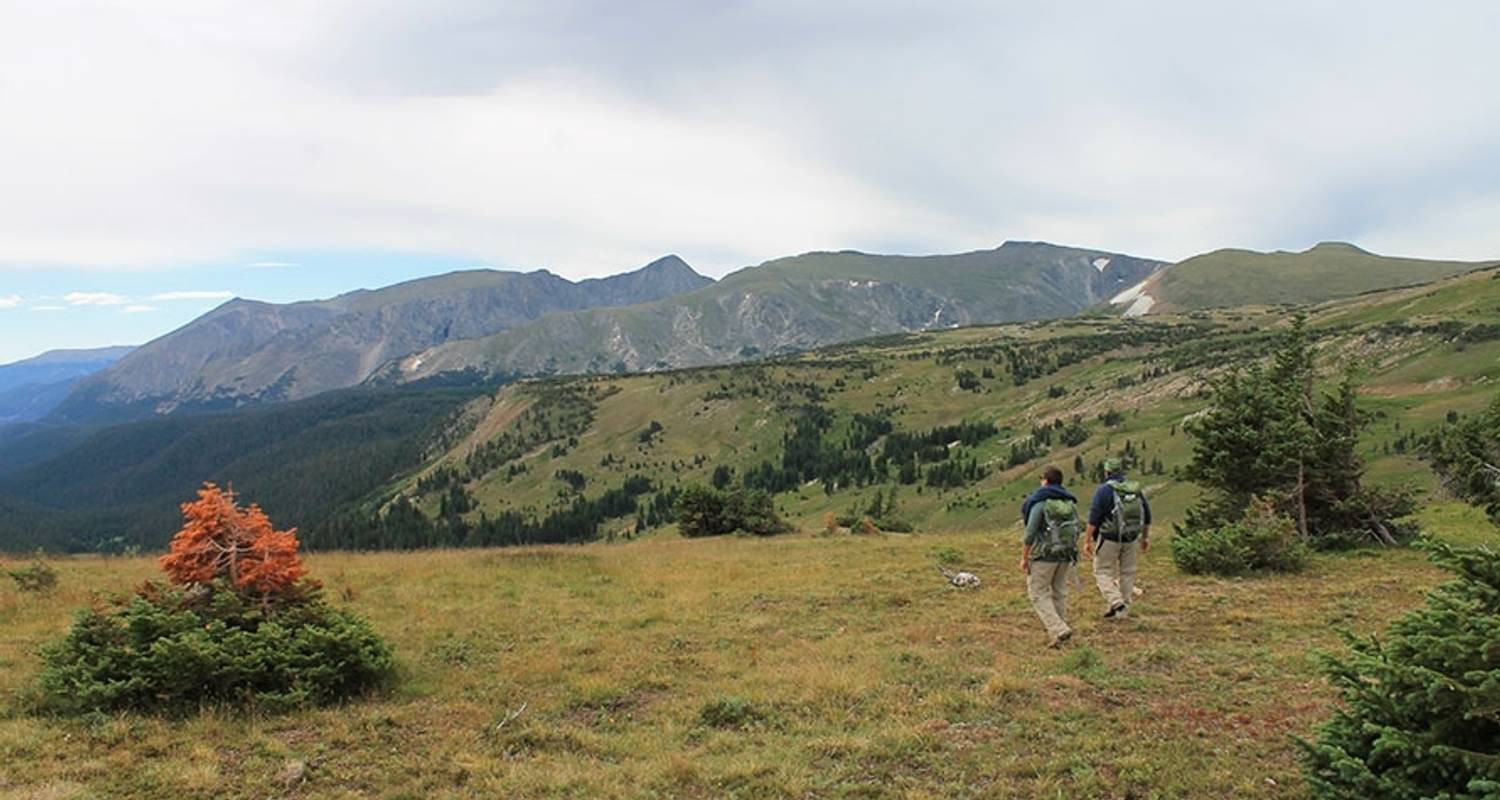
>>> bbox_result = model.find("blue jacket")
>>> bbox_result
[1088,475,1152,531]
[1020,484,1077,525]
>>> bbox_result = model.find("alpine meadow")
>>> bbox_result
[3,251,1500,798]
[5,4,1500,798]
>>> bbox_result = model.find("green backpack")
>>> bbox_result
[1035,498,1081,561]
[1106,479,1147,542]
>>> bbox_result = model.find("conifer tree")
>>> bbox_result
[1427,392,1500,522]
[159,483,306,599]
[1300,540,1500,798]
[1182,319,1412,545]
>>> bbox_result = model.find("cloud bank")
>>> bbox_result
[1,1,1497,278]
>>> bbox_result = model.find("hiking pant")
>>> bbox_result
[1027,560,1073,639]
[1094,537,1140,611]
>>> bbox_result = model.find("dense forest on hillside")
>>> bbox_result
[0,385,493,552]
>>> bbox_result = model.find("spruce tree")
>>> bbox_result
[1300,540,1500,798]
[1427,392,1500,523]
[1182,318,1412,546]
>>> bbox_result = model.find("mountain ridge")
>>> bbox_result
[1111,241,1497,315]
[0,345,136,423]
[391,241,1168,381]
[51,256,713,421]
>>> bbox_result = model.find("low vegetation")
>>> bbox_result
[1172,497,1309,576]
[32,484,392,716]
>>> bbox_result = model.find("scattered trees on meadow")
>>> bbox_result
[1300,398,1500,798]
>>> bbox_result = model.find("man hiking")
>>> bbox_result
[1084,457,1151,619]
[1020,465,1081,648]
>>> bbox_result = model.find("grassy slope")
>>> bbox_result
[1146,241,1495,312]
[407,265,1500,540]
[1,506,1494,799]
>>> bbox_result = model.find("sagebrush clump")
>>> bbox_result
[36,483,392,715]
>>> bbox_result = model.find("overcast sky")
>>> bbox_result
[2,1,1498,362]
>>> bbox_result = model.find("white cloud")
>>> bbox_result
[64,291,127,306]
[247,261,298,269]
[0,294,22,308]
[148,290,233,301]
[122,304,157,313]
[0,2,1496,276]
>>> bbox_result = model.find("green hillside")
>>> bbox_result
[375,264,1500,546]
[1140,242,1495,313]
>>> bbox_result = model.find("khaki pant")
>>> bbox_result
[1027,560,1073,639]
[1093,537,1140,611]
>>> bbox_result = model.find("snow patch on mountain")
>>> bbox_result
[1109,278,1156,317]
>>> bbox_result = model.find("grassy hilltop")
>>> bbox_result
[1137,241,1496,313]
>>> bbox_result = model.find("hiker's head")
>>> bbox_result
[1041,465,1064,486]
[1103,457,1123,477]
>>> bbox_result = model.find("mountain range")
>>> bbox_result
[25,239,1500,426]
[51,256,710,421]
[5,255,1499,553]
[0,346,135,423]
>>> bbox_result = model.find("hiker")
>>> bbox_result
[1020,465,1081,648]
[1084,457,1151,619]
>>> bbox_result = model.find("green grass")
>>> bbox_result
[2,511,1491,798]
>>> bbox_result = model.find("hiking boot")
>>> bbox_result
[1104,602,1127,619]
[1048,630,1073,649]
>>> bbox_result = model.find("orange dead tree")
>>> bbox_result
[159,482,307,598]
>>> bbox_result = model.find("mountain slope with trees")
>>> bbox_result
[6,263,1499,554]
[359,263,1500,551]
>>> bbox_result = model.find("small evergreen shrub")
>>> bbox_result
[1299,540,1500,799]
[37,583,392,714]
[35,483,393,715]
[1171,499,1307,576]
[7,559,58,593]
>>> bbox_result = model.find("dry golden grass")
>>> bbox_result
[1,504,1491,799]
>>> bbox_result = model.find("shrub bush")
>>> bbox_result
[37,583,393,715]
[698,696,770,730]
[1299,540,1500,799]
[1172,499,1307,576]
[7,559,58,593]
[675,484,791,537]
[35,482,393,715]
